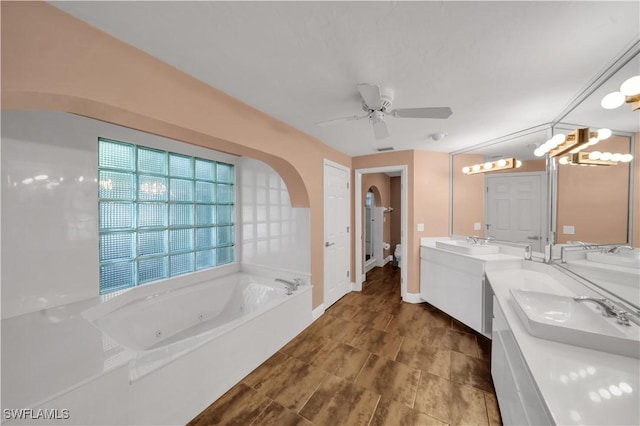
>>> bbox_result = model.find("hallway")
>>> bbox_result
[189,264,501,425]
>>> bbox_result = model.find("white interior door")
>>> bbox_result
[486,173,544,252]
[324,160,350,308]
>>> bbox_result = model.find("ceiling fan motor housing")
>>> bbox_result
[361,88,394,113]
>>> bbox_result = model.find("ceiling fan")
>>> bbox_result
[317,83,453,140]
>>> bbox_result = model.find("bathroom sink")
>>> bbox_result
[435,240,499,255]
[586,251,640,269]
[510,289,640,358]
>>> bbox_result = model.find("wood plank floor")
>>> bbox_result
[189,264,502,426]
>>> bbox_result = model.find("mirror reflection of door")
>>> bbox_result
[486,173,545,252]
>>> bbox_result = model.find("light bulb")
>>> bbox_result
[570,147,581,154]
[462,166,470,174]
[589,151,601,160]
[620,75,640,96]
[597,128,612,140]
[588,137,599,146]
[600,152,612,161]
[558,156,570,165]
[472,164,481,172]
[484,162,493,170]
[534,148,546,157]
[611,153,622,162]
[497,159,507,167]
[601,91,626,109]
[515,160,522,168]
[552,133,566,144]
[620,154,633,163]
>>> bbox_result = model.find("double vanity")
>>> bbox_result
[420,237,640,425]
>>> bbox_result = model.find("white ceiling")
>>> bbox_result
[51,1,640,157]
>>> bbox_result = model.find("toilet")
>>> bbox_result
[393,244,402,268]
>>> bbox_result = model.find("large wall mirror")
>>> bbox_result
[550,45,639,311]
[552,49,638,247]
[451,126,550,252]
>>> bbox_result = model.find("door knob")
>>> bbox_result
[325,242,335,247]
[527,236,540,240]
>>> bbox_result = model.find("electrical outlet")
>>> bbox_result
[563,225,575,235]
[417,223,424,232]
[474,223,481,231]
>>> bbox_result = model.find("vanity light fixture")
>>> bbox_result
[535,128,613,158]
[461,157,521,175]
[557,151,633,166]
[601,75,640,111]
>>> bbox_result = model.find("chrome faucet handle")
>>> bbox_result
[616,311,631,326]
[294,278,303,288]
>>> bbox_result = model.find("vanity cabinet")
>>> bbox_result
[419,246,491,336]
[492,298,552,425]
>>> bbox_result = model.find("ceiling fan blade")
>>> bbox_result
[316,114,368,126]
[372,120,389,140]
[391,107,453,119]
[357,83,382,110]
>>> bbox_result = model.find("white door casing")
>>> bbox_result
[354,166,408,300]
[486,173,546,252]
[323,160,350,308]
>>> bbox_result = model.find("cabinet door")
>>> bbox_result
[420,258,483,333]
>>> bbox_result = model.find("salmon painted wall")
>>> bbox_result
[361,173,392,271]
[452,154,485,236]
[556,135,631,244]
[353,150,449,295]
[0,1,351,308]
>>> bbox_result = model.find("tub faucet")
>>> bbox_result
[275,278,300,294]
[466,236,480,244]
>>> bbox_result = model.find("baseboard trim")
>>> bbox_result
[312,304,325,321]
[351,281,361,292]
[403,292,423,304]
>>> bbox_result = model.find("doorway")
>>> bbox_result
[355,166,408,300]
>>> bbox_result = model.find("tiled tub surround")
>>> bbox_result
[487,261,640,425]
[190,265,502,425]
[1,269,311,425]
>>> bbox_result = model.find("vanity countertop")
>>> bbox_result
[486,261,640,426]
[420,237,524,264]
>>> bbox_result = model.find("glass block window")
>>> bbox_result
[98,138,235,294]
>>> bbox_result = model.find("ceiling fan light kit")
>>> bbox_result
[317,83,453,141]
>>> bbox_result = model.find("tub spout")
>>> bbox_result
[275,278,299,294]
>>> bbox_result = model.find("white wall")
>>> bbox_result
[239,157,310,276]
[1,110,239,319]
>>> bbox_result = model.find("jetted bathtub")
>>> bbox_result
[82,270,312,425]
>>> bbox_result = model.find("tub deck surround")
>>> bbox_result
[189,265,502,426]
[1,268,312,425]
[487,261,640,426]
[1,295,133,416]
